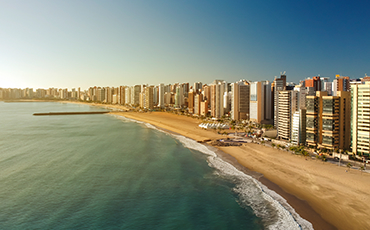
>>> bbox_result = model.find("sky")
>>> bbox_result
[1,0,369,90]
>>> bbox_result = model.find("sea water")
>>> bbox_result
[0,102,312,230]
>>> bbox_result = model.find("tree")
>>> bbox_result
[360,166,365,175]
[281,146,286,150]
[347,163,352,171]
[261,140,265,146]
[277,144,282,150]
[272,143,276,148]
[322,155,327,162]
[302,150,309,159]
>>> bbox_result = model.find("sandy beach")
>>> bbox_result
[108,110,370,230]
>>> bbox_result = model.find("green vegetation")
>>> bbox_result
[302,150,309,158]
[360,166,365,174]
[347,163,352,171]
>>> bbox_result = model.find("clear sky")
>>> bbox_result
[1,0,369,90]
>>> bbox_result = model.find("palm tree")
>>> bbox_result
[347,163,352,171]
[302,150,309,159]
[360,166,365,175]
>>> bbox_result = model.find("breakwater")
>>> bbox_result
[33,111,109,116]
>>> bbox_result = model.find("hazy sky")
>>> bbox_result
[1,0,369,90]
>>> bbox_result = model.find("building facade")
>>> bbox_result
[231,81,250,120]
[351,82,370,156]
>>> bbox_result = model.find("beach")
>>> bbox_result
[110,110,370,230]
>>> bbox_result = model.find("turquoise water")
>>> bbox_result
[0,102,312,230]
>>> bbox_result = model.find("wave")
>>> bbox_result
[172,135,313,230]
[113,114,313,230]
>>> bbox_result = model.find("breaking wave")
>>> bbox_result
[114,114,313,230]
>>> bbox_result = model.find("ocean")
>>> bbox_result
[0,102,313,230]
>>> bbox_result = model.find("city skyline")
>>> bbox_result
[1,0,369,89]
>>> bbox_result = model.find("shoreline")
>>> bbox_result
[111,111,335,230]
[211,145,336,230]
[16,100,370,229]
[110,111,369,230]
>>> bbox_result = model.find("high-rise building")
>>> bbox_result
[131,85,141,106]
[188,88,194,113]
[175,86,183,108]
[333,75,350,96]
[223,92,230,114]
[105,87,112,103]
[181,83,189,98]
[211,81,226,118]
[305,76,321,92]
[194,82,202,94]
[290,85,307,145]
[77,87,81,100]
[152,86,157,106]
[291,110,307,145]
[231,81,250,120]
[119,86,125,105]
[112,94,118,104]
[202,84,210,106]
[125,87,131,105]
[97,87,105,102]
[158,83,164,108]
[277,90,296,140]
[273,74,286,127]
[249,81,272,123]
[164,92,171,106]
[306,91,350,150]
[144,86,154,110]
[351,82,370,156]
[201,100,209,116]
[323,81,332,95]
[194,93,203,115]
[60,88,68,99]
[27,88,34,98]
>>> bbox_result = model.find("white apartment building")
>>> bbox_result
[351,82,370,156]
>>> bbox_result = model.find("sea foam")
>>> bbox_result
[114,115,313,230]
[172,135,313,230]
